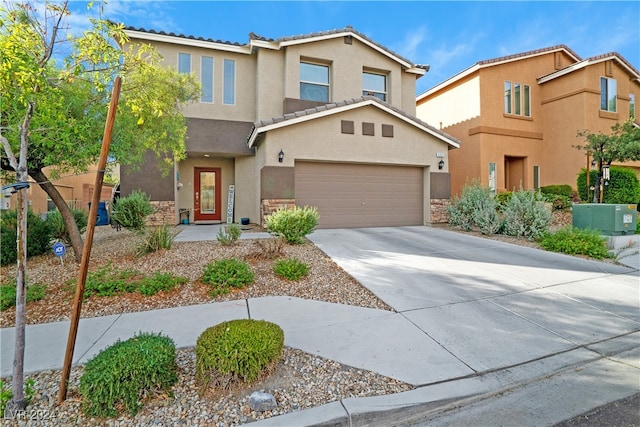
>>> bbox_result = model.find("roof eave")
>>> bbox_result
[123,29,252,54]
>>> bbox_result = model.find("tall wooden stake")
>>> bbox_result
[58,77,121,403]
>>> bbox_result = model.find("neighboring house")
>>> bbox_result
[120,26,460,228]
[416,45,640,198]
[0,164,116,217]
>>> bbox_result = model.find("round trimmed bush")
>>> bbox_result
[79,332,178,417]
[196,319,284,390]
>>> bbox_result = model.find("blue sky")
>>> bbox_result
[68,1,640,95]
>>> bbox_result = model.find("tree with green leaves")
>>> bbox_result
[0,1,198,413]
[1,1,199,264]
[576,120,640,202]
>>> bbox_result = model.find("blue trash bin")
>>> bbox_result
[89,201,110,226]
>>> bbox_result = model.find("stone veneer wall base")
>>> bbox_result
[430,198,450,224]
[261,199,295,228]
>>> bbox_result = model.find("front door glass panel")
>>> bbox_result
[200,171,216,214]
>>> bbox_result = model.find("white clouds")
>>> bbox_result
[392,25,429,60]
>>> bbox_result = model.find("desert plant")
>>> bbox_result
[493,191,513,211]
[46,208,88,245]
[273,257,310,280]
[79,332,178,417]
[448,181,494,231]
[0,283,46,311]
[539,226,611,259]
[196,319,284,390]
[474,198,503,235]
[201,258,254,297]
[137,224,177,256]
[266,206,319,244]
[250,237,285,260]
[137,272,187,297]
[110,190,154,231]
[0,208,52,266]
[216,224,242,245]
[502,189,552,240]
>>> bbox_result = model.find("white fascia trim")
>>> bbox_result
[279,32,413,69]
[406,67,427,76]
[124,30,252,55]
[418,64,480,101]
[248,99,460,149]
[249,40,279,50]
[537,61,588,84]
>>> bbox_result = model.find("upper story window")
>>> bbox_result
[629,93,635,120]
[178,52,191,74]
[600,77,617,112]
[300,62,329,102]
[504,81,531,117]
[223,59,235,105]
[362,71,387,101]
[201,56,214,103]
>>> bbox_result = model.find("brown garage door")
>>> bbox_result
[295,162,423,228]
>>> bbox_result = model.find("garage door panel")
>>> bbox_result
[295,162,423,228]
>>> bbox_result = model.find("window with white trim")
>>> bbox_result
[504,81,531,117]
[178,52,191,74]
[600,77,617,112]
[362,71,387,101]
[201,56,214,103]
[223,59,235,105]
[300,62,329,102]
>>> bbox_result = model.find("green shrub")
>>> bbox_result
[79,264,186,298]
[136,224,177,256]
[0,209,52,266]
[448,181,494,231]
[540,185,573,198]
[266,206,319,244]
[110,190,154,231]
[273,257,310,280]
[217,224,242,245]
[83,264,139,298]
[137,272,187,297]
[46,208,88,245]
[539,227,611,259]
[201,258,254,297]
[79,332,178,417]
[577,167,640,204]
[494,191,513,211]
[502,189,552,240]
[0,378,35,418]
[196,319,284,390]
[0,283,46,311]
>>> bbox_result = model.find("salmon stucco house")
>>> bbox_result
[416,45,640,198]
[120,26,460,228]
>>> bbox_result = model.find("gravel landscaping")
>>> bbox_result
[0,226,407,426]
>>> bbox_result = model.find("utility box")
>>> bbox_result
[572,204,637,236]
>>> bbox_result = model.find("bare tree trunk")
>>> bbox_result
[29,169,84,263]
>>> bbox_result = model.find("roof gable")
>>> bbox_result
[247,96,460,149]
[538,52,640,84]
[418,45,581,102]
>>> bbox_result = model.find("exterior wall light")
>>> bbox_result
[602,164,610,181]
[278,149,284,163]
[438,159,445,170]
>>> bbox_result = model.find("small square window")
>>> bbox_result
[362,122,375,136]
[341,120,354,134]
[382,124,394,137]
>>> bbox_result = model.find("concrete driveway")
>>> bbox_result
[308,226,639,376]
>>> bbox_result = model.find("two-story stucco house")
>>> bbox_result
[416,45,640,198]
[120,27,460,228]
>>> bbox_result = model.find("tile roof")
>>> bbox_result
[477,44,582,66]
[248,96,461,148]
[123,25,244,47]
[584,52,640,76]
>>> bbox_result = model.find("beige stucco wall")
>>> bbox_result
[417,75,481,128]
[145,40,256,122]
[233,155,261,224]
[281,37,409,112]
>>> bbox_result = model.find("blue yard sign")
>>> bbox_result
[53,242,66,265]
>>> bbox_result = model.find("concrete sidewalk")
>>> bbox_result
[1,225,638,426]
